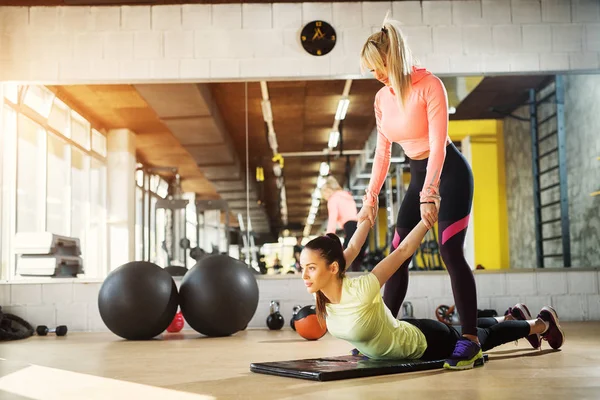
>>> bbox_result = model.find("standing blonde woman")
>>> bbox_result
[357,14,480,369]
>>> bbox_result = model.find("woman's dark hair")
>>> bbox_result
[304,233,346,325]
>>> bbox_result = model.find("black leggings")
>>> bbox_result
[343,221,368,271]
[383,143,478,335]
[405,318,531,360]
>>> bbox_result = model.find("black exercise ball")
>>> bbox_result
[179,254,259,337]
[98,261,179,340]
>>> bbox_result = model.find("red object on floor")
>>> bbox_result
[167,312,184,333]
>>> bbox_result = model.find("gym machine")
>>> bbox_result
[14,233,83,277]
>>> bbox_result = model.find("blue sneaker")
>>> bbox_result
[444,338,483,370]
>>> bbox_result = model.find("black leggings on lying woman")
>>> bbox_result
[404,318,531,360]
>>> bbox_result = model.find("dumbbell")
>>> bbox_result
[36,325,68,337]
[266,300,284,330]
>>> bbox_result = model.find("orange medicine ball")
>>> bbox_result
[294,305,327,340]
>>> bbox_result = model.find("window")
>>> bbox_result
[71,110,91,150]
[48,98,70,137]
[89,158,107,277]
[92,129,106,157]
[3,84,19,104]
[23,86,54,118]
[46,132,70,235]
[16,115,46,233]
[71,148,90,253]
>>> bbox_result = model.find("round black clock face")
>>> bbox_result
[300,20,337,56]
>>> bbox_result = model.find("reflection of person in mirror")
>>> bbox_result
[357,13,479,368]
[321,176,367,272]
[293,237,303,273]
[300,220,565,369]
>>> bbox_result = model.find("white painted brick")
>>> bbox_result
[3,306,28,320]
[134,31,163,59]
[249,300,271,328]
[88,303,109,332]
[432,26,462,54]
[567,271,599,294]
[30,60,58,81]
[42,283,73,304]
[551,294,588,321]
[540,53,570,70]
[180,59,209,79]
[552,24,583,52]
[56,303,88,331]
[283,29,307,57]
[493,25,522,53]
[392,1,423,26]
[59,59,91,81]
[0,285,9,304]
[537,272,568,295]
[0,7,29,33]
[510,53,540,71]
[119,59,150,80]
[240,58,268,78]
[511,0,542,23]
[59,7,92,33]
[333,2,362,29]
[300,55,331,77]
[522,296,551,314]
[403,26,433,55]
[151,59,180,79]
[74,32,105,60]
[412,275,445,297]
[343,27,373,57]
[569,51,600,68]
[476,297,492,310]
[462,26,492,54]
[242,4,272,29]
[268,57,302,77]
[30,33,73,61]
[210,59,240,79]
[362,1,392,28]
[585,24,600,51]
[195,30,249,58]
[522,24,552,52]
[489,296,521,315]
[73,283,100,304]
[273,3,302,30]
[482,54,512,72]
[541,0,571,22]
[165,30,194,59]
[506,273,537,296]
[1,59,30,80]
[330,53,362,76]
[212,4,242,29]
[452,1,484,25]
[482,0,512,24]
[302,3,333,25]
[11,284,42,305]
[121,6,151,31]
[420,54,450,74]
[104,32,134,60]
[450,55,483,73]
[588,294,600,320]
[90,6,121,31]
[30,7,59,32]
[27,305,56,328]
[402,298,429,319]
[152,5,182,31]
[423,1,452,25]
[182,4,211,30]
[251,30,284,58]
[476,274,507,296]
[572,0,600,23]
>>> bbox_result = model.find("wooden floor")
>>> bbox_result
[1,322,600,400]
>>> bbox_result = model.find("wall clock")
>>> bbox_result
[300,20,337,56]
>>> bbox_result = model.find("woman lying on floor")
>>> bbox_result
[299,219,564,370]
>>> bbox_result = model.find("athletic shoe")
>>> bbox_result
[443,338,483,370]
[505,303,541,349]
[537,306,565,350]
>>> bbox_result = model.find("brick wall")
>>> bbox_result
[1,1,599,82]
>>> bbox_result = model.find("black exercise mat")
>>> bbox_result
[250,354,488,381]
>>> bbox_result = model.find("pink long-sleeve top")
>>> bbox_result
[363,67,451,207]
[327,190,359,234]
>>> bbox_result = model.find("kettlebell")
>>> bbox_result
[266,300,284,330]
[401,301,414,319]
[290,305,302,331]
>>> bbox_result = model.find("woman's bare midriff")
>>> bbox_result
[410,150,429,160]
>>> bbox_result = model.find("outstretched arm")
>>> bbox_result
[371,221,429,287]
[342,220,371,271]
